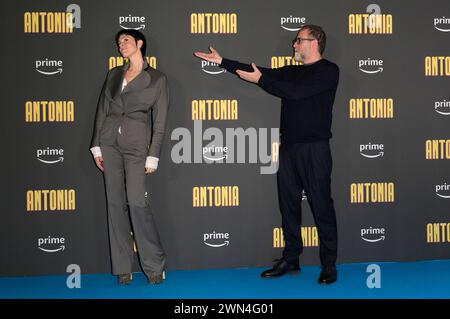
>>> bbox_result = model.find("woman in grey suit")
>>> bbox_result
[90,30,169,285]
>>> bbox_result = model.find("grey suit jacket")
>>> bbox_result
[91,61,169,158]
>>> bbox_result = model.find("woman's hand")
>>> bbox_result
[95,156,104,172]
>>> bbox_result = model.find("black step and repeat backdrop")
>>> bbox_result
[1,0,449,276]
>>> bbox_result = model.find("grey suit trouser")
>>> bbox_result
[101,143,166,278]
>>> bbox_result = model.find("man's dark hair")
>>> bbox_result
[300,25,326,55]
[115,29,147,57]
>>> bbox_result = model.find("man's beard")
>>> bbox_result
[294,51,302,62]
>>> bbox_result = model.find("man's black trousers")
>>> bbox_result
[277,140,338,266]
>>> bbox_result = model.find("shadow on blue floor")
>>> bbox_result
[1,260,449,299]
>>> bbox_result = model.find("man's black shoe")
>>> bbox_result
[318,265,337,284]
[261,259,300,278]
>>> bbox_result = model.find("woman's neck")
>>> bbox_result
[128,55,144,72]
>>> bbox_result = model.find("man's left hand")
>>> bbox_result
[236,63,262,83]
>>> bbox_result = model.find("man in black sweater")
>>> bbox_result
[195,25,339,284]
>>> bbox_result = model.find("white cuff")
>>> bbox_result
[145,156,159,170]
[90,146,102,158]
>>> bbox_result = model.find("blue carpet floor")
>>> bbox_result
[1,260,449,299]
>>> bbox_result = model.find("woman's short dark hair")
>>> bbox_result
[300,25,326,55]
[115,29,147,57]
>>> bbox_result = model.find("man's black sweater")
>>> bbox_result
[220,58,339,143]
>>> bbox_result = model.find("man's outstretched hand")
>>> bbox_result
[194,48,261,83]
[194,46,223,64]
[194,47,222,64]
[236,63,262,83]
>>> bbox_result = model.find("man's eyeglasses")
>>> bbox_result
[292,37,315,45]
